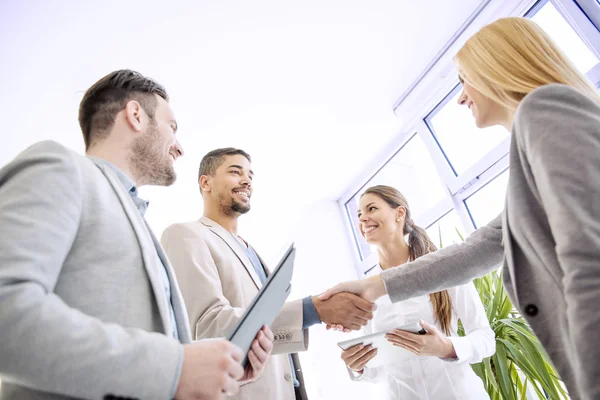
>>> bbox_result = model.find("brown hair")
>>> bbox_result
[78,69,168,150]
[198,147,252,193]
[362,185,453,335]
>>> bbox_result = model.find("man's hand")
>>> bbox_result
[312,292,376,331]
[319,275,387,303]
[239,325,275,384]
[175,339,244,400]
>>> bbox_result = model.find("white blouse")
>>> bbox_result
[349,266,496,400]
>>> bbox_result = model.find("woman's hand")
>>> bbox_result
[325,323,350,333]
[340,343,378,373]
[385,320,457,358]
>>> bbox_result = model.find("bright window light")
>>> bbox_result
[426,210,466,249]
[532,2,599,74]
[465,169,510,228]
[427,89,509,176]
[347,134,448,259]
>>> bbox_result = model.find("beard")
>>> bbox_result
[129,120,176,187]
[231,198,251,214]
[218,191,251,215]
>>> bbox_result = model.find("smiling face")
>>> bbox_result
[201,154,254,216]
[357,193,406,246]
[457,75,510,129]
[129,95,184,186]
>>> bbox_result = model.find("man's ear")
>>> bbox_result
[199,175,211,193]
[124,100,145,133]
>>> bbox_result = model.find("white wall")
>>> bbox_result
[285,200,387,400]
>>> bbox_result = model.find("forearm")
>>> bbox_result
[382,214,503,303]
[446,329,496,364]
[271,299,308,354]
[346,365,384,383]
[0,287,183,399]
[565,262,600,399]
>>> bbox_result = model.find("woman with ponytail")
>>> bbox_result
[337,185,495,399]
[323,17,600,399]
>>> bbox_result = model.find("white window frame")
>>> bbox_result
[339,0,600,275]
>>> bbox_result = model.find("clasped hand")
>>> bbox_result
[313,292,376,331]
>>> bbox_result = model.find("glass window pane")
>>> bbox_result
[346,134,448,259]
[426,2,600,179]
[465,169,509,228]
[426,210,466,249]
[532,2,599,75]
[427,90,509,176]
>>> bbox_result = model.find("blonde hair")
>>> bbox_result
[455,17,598,111]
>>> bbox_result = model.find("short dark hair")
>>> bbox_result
[198,148,252,192]
[78,69,168,149]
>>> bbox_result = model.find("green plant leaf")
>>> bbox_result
[437,227,569,399]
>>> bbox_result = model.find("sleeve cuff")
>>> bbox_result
[302,296,321,329]
[443,336,473,364]
[169,342,185,398]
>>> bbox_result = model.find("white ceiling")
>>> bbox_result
[0,0,483,258]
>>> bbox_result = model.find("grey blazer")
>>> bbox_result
[380,84,600,400]
[0,141,192,400]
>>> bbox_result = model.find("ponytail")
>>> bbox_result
[407,221,453,336]
[361,185,454,335]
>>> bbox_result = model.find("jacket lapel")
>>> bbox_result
[145,224,192,344]
[502,201,520,305]
[199,217,263,289]
[93,162,173,336]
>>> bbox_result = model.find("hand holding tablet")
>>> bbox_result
[338,322,427,369]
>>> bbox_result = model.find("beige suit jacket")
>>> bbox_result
[161,216,309,400]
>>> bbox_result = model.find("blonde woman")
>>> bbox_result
[323,17,600,400]
[338,185,494,399]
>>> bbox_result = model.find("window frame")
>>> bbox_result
[339,0,600,275]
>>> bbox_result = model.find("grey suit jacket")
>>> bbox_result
[0,141,192,400]
[380,84,600,400]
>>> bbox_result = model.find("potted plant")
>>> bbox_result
[442,228,569,399]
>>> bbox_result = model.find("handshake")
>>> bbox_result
[172,276,384,400]
[314,275,386,332]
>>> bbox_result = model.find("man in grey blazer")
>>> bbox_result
[161,147,376,400]
[0,70,273,400]
[321,84,600,399]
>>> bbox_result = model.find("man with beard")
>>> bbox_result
[0,70,273,400]
[161,148,376,400]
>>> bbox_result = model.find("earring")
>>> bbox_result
[396,218,400,222]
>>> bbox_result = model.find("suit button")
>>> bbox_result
[525,304,538,316]
[286,333,292,340]
[285,372,292,381]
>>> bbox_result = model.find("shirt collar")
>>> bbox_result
[88,156,150,216]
